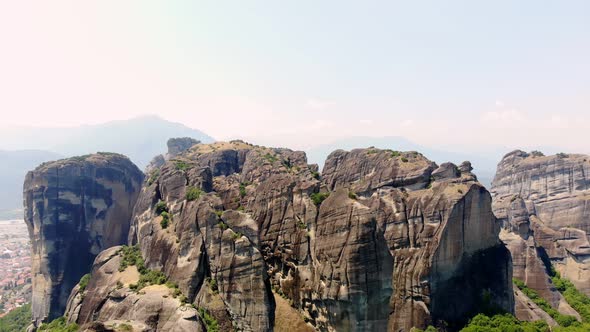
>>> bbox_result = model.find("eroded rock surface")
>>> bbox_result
[65,247,203,332]
[24,153,143,325]
[66,142,512,331]
[145,137,200,173]
[491,150,590,320]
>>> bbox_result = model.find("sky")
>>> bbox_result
[0,1,588,152]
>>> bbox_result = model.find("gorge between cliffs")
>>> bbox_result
[19,140,590,332]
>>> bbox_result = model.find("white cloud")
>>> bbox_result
[305,98,336,111]
[359,119,373,125]
[482,109,525,123]
[400,119,414,127]
[308,119,333,130]
[495,100,505,107]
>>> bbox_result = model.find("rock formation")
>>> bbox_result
[65,246,203,332]
[145,137,200,173]
[491,150,590,321]
[23,153,143,325]
[59,142,512,331]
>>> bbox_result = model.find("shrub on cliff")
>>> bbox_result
[310,192,329,206]
[78,273,91,292]
[160,211,170,229]
[186,187,203,201]
[118,245,145,272]
[37,317,78,332]
[198,308,219,332]
[155,201,168,214]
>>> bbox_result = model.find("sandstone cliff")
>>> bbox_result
[145,137,200,173]
[60,142,512,331]
[491,150,590,321]
[24,153,144,326]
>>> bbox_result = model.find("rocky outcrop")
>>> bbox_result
[145,137,200,173]
[167,137,201,156]
[24,153,143,325]
[64,247,203,332]
[491,150,590,320]
[65,142,512,331]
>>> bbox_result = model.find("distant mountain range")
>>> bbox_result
[0,115,214,168]
[1,116,575,220]
[0,150,63,219]
[0,116,214,219]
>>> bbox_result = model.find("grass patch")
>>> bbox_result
[117,323,133,331]
[147,169,160,186]
[117,246,189,305]
[231,231,243,241]
[348,191,357,200]
[206,278,218,294]
[78,273,91,292]
[310,192,330,206]
[390,150,401,158]
[239,183,248,198]
[38,317,79,332]
[197,308,219,332]
[401,157,409,163]
[311,171,320,180]
[263,153,278,163]
[129,270,168,291]
[119,245,145,272]
[174,160,191,171]
[185,187,202,201]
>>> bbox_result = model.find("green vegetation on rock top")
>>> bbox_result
[78,273,91,292]
[186,186,203,201]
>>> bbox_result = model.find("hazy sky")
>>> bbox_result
[0,1,588,151]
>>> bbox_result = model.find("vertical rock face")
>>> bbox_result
[145,137,201,173]
[491,150,590,320]
[67,142,512,331]
[167,137,201,156]
[24,153,143,325]
[65,247,204,332]
[312,150,512,331]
